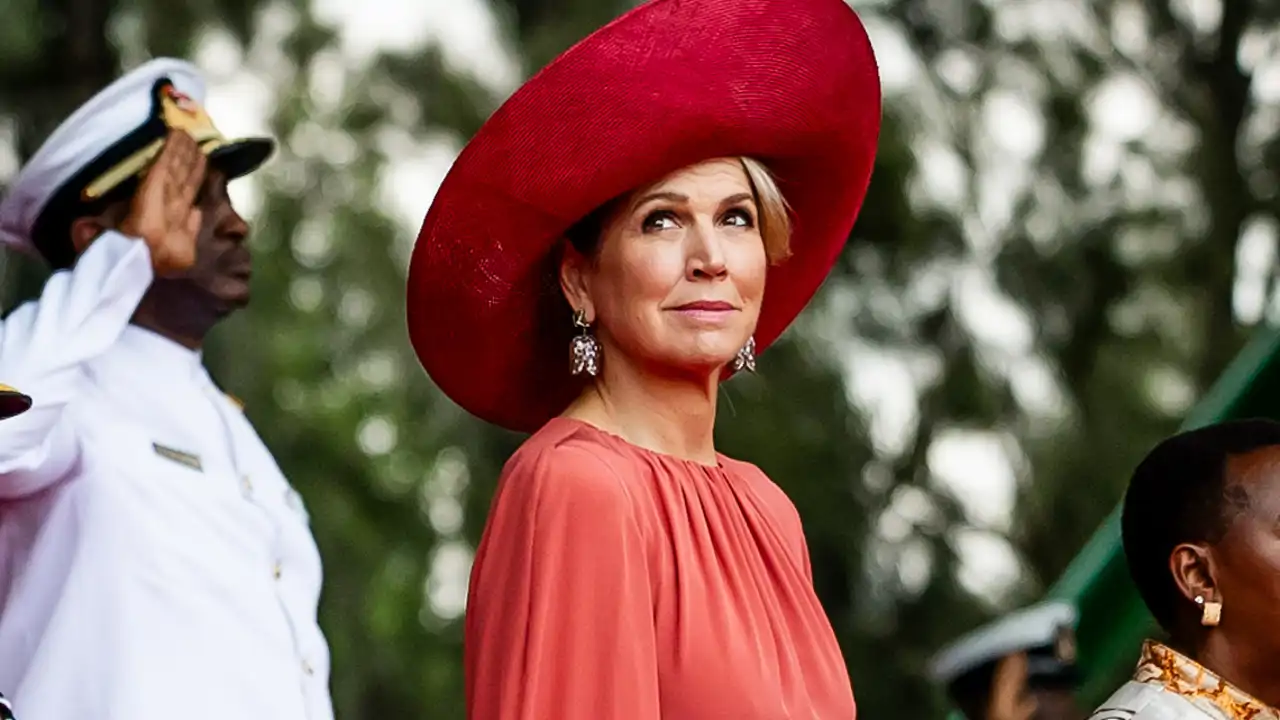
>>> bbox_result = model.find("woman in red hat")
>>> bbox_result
[407,0,881,717]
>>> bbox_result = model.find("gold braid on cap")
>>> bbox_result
[81,82,230,201]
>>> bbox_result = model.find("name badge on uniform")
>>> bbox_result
[152,443,203,472]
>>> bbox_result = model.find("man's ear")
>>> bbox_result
[559,243,594,321]
[69,216,108,257]
[69,199,132,258]
[1170,542,1219,605]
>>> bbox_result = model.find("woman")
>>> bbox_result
[406,0,880,716]
[1090,419,1280,719]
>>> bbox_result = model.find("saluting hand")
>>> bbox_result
[119,129,207,276]
[988,653,1038,720]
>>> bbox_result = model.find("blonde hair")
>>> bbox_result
[565,157,794,264]
[738,156,792,264]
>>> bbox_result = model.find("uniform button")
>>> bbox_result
[302,659,314,676]
[273,561,282,580]
[241,475,253,494]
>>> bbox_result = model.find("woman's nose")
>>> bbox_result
[687,223,728,279]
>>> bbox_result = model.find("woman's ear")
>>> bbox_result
[559,243,594,320]
[1170,542,1219,604]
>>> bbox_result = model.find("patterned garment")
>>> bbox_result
[1090,640,1280,719]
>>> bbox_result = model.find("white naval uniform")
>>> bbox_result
[0,230,333,720]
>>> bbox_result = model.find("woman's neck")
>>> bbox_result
[565,357,721,465]
[1197,632,1280,709]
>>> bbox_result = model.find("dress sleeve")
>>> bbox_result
[465,442,660,720]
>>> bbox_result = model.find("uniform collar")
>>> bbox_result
[1134,640,1280,719]
[94,323,209,386]
[119,324,202,367]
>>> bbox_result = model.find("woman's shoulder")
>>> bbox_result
[507,417,634,471]
[717,455,808,538]
[720,455,797,506]
[497,418,642,508]
[718,452,766,478]
[1088,680,1215,719]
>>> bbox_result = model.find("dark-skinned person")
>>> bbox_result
[1089,419,1280,719]
[0,59,332,720]
[931,600,1085,720]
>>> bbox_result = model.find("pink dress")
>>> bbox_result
[465,417,855,719]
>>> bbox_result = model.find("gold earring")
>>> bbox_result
[1196,595,1222,627]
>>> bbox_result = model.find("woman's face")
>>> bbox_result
[560,158,767,379]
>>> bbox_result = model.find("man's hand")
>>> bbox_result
[118,129,207,276]
[988,653,1038,720]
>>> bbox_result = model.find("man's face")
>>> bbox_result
[159,165,252,316]
[961,653,1083,720]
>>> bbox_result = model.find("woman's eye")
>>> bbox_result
[642,211,679,232]
[722,208,754,227]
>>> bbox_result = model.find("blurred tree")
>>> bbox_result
[1,0,1273,718]
[854,0,1278,712]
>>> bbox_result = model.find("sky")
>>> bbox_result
[187,0,1274,618]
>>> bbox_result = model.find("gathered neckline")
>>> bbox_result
[551,416,728,470]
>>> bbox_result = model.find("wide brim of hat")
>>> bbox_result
[0,387,32,420]
[406,0,882,433]
[208,137,275,180]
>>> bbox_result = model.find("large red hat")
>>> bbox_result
[407,0,882,432]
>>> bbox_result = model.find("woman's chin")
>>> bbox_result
[653,350,741,378]
[628,333,752,378]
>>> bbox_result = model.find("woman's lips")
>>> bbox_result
[670,300,738,323]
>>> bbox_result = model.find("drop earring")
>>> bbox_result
[731,335,757,374]
[569,308,601,377]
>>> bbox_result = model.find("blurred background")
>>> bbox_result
[2,0,1276,717]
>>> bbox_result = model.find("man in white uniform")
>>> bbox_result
[0,59,333,720]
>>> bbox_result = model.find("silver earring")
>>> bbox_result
[732,336,757,374]
[569,308,601,377]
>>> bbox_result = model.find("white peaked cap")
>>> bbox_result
[0,57,272,264]
[928,600,1079,684]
